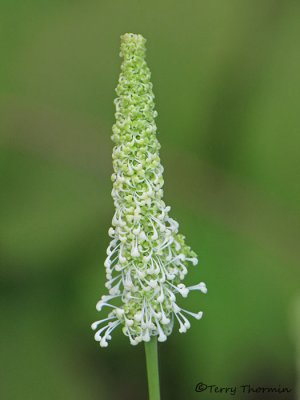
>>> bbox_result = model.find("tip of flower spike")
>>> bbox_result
[121,32,146,44]
[120,33,146,58]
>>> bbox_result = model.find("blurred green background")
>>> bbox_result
[1,1,299,399]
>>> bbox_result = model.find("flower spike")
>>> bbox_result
[92,33,206,347]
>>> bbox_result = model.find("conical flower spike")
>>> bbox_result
[92,33,207,347]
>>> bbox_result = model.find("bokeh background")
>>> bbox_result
[1,1,299,399]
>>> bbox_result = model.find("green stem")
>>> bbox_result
[144,337,161,400]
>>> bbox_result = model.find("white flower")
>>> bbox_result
[92,33,207,347]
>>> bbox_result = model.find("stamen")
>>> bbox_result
[188,282,207,294]
[91,315,116,330]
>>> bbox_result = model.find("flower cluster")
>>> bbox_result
[92,33,207,347]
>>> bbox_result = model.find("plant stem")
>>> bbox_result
[144,337,161,400]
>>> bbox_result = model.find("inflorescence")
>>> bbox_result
[92,33,207,347]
